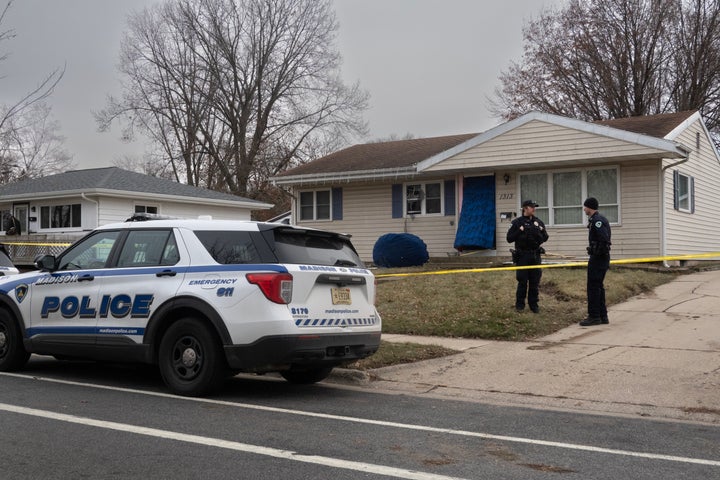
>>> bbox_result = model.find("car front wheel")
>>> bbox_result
[0,310,30,371]
[158,318,226,396]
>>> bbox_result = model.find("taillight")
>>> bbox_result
[246,273,293,304]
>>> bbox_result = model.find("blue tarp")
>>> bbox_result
[453,176,496,250]
[373,233,429,267]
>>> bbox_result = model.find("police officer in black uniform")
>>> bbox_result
[507,200,549,313]
[580,197,612,326]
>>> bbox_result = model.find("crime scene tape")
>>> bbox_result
[375,251,720,278]
[1,241,72,247]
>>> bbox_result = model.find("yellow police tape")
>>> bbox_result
[375,251,720,278]
[1,241,72,247]
[2,241,718,278]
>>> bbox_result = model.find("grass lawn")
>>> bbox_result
[347,263,690,370]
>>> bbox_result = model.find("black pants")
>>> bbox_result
[515,251,541,309]
[587,254,610,319]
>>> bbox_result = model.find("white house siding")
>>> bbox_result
[424,120,675,172]
[663,120,720,257]
[292,183,457,262]
[95,196,252,226]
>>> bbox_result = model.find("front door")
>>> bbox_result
[12,204,28,235]
[453,175,496,251]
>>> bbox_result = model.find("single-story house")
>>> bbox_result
[271,110,720,264]
[0,166,271,263]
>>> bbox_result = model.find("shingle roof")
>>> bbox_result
[594,110,696,138]
[275,111,698,181]
[0,167,267,205]
[275,133,478,177]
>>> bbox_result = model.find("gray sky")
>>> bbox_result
[1,0,561,170]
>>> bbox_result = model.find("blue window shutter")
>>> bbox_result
[392,184,403,218]
[444,180,455,216]
[332,188,343,220]
[673,170,679,210]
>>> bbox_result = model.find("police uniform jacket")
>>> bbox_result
[506,215,548,252]
[587,211,611,255]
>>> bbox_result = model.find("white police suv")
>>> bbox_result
[0,216,381,396]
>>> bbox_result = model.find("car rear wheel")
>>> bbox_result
[0,310,30,371]
[280,366,333,384]
[158,318,226,396]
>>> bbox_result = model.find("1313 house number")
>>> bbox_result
[499,193,514,200]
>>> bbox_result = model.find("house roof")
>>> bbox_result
[594,110,697,138]
[273,133,478,182]
[0,167,271,209]
[273,111,695,185]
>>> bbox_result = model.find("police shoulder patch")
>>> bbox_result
[595,221,602,228]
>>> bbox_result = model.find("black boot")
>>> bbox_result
[580,316,603,326]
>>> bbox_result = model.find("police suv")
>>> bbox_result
[0,216,381,396]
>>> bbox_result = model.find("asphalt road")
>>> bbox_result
[1,357,718,479]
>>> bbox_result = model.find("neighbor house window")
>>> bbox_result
[40,204,81,229]
[673,170,694,213]
[299,190,331,221]
[134,205,158,214]
[519,167,619,225]
[405,182,442,215]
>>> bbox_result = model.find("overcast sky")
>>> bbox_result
[1,0,562,170]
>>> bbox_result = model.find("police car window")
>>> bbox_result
[161,234,180,265]
[195,231,263,264]
[272,230,364,267]
[118,230,175,267]
[58,231,121,270]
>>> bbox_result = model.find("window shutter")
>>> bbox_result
[673,170,679,211]
[392,184,403,218]
[690,176,695,213]
[444,180,455,216]
[332,188,343,220]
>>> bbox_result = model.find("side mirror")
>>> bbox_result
[34,254,58,272]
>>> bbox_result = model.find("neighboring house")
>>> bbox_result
[272,110,720,264]
[0,166,271,263]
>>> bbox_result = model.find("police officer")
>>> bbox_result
[580,197,611,326]
[506,200,549,313]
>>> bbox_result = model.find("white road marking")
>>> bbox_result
[0,402,466,480]
[2,372,720,468]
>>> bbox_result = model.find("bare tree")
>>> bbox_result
[0,1,65,139]
[490,0,720,132]
[97,0,369,197]
[1,1,69,182]
[0,102,74,181]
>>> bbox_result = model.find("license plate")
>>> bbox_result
[331,287,351,305]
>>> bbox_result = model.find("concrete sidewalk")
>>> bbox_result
[332,269,720,424]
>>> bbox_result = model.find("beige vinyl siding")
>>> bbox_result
[497,160,662,260]
[293,183,457,261]
[664,120,720,257]
[425,120,676,172]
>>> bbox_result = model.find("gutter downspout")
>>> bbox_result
[660,145,691,268]
[81,193,100,229]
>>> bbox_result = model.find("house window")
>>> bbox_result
[520,167,619,225]
[405,182,442,215]
[673,171,694,213]
[40,204,82,229]
[299,190,331,221]
[135,205,159,215]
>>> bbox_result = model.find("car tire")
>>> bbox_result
[280,366,333,384]
[0,310,30,371]
[158,318,226,396]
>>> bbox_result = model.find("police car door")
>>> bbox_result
[95,228,185,346]
[28,230,121,347]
